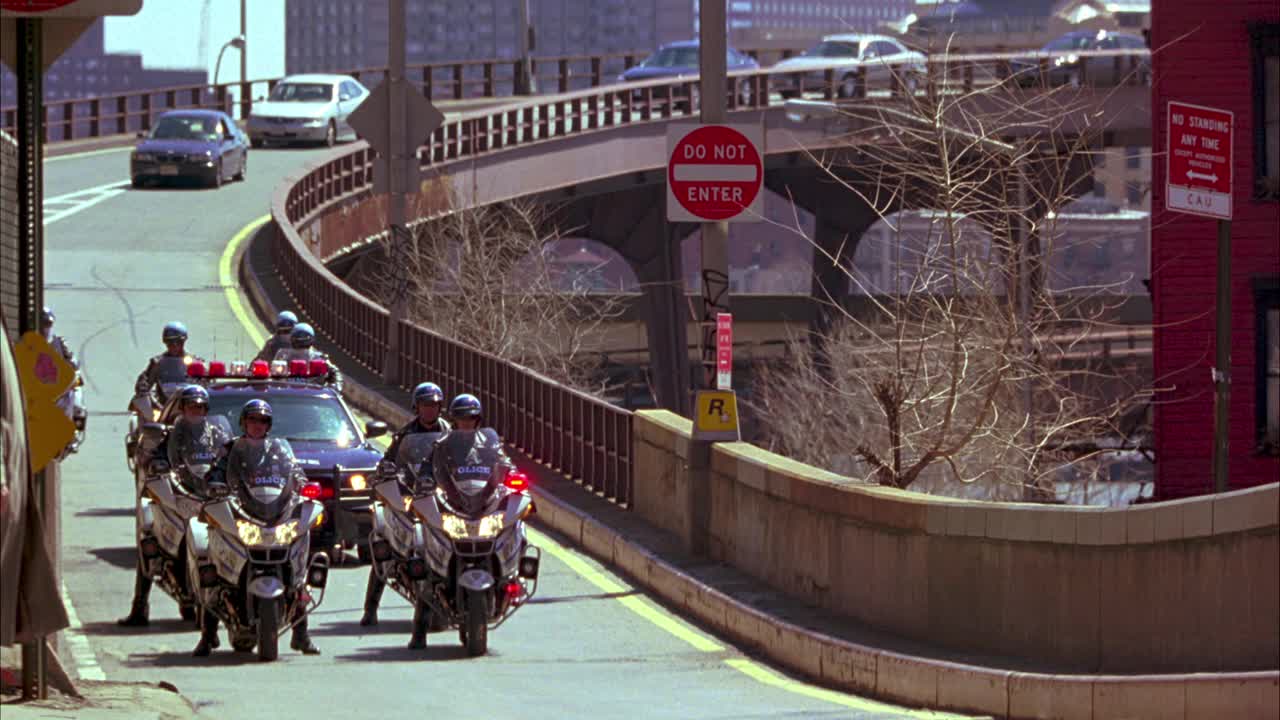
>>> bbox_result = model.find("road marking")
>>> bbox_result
[526,526,726,653]
[219,214,272,348]
[724,658,977,719]
[43,178,131,225]
[61,584,106,681]
[44,146,133,163]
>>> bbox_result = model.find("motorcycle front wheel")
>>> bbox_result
[257,597,279,662]
[462,590,488,657]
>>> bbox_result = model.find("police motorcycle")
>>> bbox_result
[368,428,541,656]
[54,356,88,458]
[126,353,198,474]
[134,413,234,623]
[184,437,330,661]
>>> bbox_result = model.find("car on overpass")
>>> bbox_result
[771,33,927,99]
[245,74,370,148]
[155,358,387,563]
[129,109,248,189]
[1010,29,1149,87]
[617,40,760,106]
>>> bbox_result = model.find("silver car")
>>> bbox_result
[771,34,927,99]
[246,74,370,147]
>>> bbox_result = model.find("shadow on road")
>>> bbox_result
[527,590,639,605]
[81,618,197,637]
[89,546,139,570]
[332,643,471,663]
[122,649,277,668]
[76,507,135,518]
[311,619,414,636]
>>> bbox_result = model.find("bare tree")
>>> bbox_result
[356,199,626,393]
[754,45,1150,499]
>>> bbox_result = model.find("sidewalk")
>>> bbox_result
[0,680,198,720]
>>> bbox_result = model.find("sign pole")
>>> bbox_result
[382,0,408,385]
[698,0,728,397]
[239,0,247,119]
[1213,218,1231,493]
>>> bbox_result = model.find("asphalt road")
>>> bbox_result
[43,142,974,720]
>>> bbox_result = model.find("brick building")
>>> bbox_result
[1150,2,1279,498]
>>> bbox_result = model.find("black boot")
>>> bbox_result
[290,618,320,655]
[116,567,152,627]
[359,570,384,627]
[407,603,428,650]
[191,610,220,657]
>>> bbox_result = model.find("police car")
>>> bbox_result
[157,357,386,562]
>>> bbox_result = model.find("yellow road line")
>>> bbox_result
[219,214,272,347]
[526,525,726,654]
[724,658,978,719]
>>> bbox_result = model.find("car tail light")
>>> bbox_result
[308,359,328,377]
[288,359,308,376]
[208,361,226,377]
[504,470,529,491]
[250,360,270,378]
[187,361,206,377]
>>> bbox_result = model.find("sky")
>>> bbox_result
[103,0,284,82]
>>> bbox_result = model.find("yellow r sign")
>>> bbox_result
[693,390,740,441]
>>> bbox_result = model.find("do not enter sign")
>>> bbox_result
[667,123,764,222]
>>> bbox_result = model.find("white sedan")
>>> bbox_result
[246,73,370,148]
[772,34,927,99]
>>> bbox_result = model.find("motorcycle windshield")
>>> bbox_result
[228,437,297,520]
[396,431,444,486]
[442,429,503,498]
[178,416,232,479]
[155,355,191,384]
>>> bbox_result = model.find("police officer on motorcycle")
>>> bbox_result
[118,385,228,627]
[39,306,75,364]
[255,310,299,363]
[193,400,321,656]
[134,322,201,411]
[272,323,343,392]
[359,382,451,627]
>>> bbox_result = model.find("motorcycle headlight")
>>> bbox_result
[274,520,300,544]
[236,519,264,545]
[441,513,468,538]
[476,513,504,538]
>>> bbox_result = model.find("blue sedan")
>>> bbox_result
[130,109,249,189]
[618,40,760,104]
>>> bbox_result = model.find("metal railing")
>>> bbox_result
[268,47,1152,509]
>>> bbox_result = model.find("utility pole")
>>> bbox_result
[385,0,408,384]
[239,0,248,119]
[515,0,535,95]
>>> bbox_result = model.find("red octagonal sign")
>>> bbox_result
[667,124,763,222]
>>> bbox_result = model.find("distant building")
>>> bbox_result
[0,19,205,108]
[704,1,916,51]
[1149,1,1279,498]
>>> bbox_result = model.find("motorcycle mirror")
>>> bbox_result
[140,422,166,443]
[365,420,388,438]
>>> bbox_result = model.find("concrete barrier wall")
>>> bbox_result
[633,410,1280,673]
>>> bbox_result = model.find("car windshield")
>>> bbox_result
[806,41,861,58]
[268,82,333,102]
[208,391,360,446]
[1042,34,1101,52]
[150,116,219,142]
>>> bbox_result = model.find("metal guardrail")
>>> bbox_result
[270,47,1151,509]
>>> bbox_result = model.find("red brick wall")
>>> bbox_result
[1151,0,1280,498]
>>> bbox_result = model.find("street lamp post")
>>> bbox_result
[213,35,246,113]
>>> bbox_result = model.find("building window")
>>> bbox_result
[1258,279,1280,455]
[1251,23,1279,200]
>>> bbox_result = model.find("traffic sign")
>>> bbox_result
[692,389,740,442]
[666,123,763,222]
[715,313,732,390]
[1166,101,1233,220]
[12,331,77,472]
[347,77,446,195]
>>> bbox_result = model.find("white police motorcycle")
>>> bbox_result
[368,429,540,656]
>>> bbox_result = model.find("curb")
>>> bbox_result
[235,213,1280,720]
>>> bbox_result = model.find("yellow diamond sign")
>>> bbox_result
[693,389,740,442]
[13,331,77,472]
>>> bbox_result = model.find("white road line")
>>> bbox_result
[44,146,134,163]
[44,189,128,225]
[44,178,131,204]
[43,178,131,226]
[60,584,106,681]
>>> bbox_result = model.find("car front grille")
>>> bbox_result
[153,152,188,163]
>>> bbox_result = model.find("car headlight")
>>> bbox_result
[301,118,324,126]
[347,473,367,491]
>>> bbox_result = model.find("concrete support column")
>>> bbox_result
[636,221,691,416]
